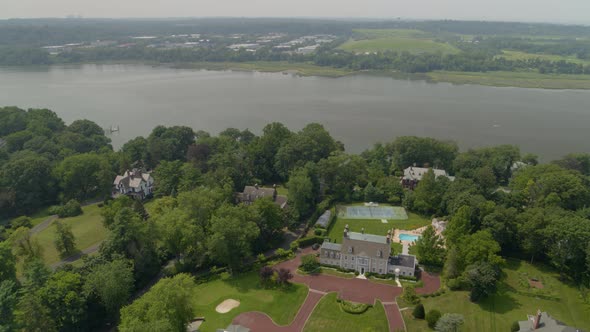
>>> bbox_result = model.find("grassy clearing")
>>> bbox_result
[403,259,590,332]
[427,70,590,89]
[339,29,460,55]
[303,292,390,332]
[498,50,590,65]
[175,61,353,77]
[31,204,107,265]
[192,271,308,332]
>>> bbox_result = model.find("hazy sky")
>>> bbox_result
[2,0,589,24]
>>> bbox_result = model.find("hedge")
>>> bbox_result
[294,235,325,248]
[337,299,372,314]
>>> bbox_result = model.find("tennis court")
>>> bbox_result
[342,206,408,220]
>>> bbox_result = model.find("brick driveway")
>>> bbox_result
[232,247,439,332]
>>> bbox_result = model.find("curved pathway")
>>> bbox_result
[233,248,441,331]
[29,215,58,235]
[233,247,443,332]
[51,241,103,269]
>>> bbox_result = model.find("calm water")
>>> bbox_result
[1,64,589,161]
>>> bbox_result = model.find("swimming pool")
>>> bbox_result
[399,234,421,242]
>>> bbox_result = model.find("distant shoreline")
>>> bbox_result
[3,61,590,90]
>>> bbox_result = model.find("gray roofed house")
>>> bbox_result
[319,226,418,277]
[389,254,416,269]
[112,169,154,200]
[236,184,288,209]
[347,232,389,245]
[321,242,342,251]
[518,310,583,332]
[315,210,332,228]
[401,166,455,190]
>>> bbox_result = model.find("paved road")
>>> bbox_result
[29,215,58,235]
[51,241,102,269]
[233,247,435,332]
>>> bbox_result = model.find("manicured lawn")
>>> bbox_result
[31,204,107,265]
[319,267,355,279]
[403,259,590,331]
[426,70,590,90]
[193,271,308,332]
[326,207,431,245]
[303,292,390,332]
[339,29,460,55]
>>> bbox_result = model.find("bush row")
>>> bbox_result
[49,199,83,218]
[292,235,325,249]
[421,288,447,298]
[336,298,372,314]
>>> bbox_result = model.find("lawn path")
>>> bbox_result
[51,241,102,269]
[29,215,58,235]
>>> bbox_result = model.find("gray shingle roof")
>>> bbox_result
[321,242,342,251]
[389,254,416,268]
[315,210,331,228]
[347,232,388,244]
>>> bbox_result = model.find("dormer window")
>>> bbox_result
[377,250,382,258]
[348,246,353,253]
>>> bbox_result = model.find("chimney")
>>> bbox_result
[533,309,542,329]
[361,227,365,234]
[254,183,259,190]
[344,224,349,238]
[386,234,391,244]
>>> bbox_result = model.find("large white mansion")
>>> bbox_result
[320,225,417,277]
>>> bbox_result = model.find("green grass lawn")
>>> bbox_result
[31,203,107,265]
[319,267,355,279]
[193,271,308,332]
[403,259,590,332]
[326,207,430,245]
[303,292,390,332]
[339,29,460,55]
[498,50,590,65]
[426,70,590,90]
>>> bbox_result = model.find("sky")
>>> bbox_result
[1,0,590,24]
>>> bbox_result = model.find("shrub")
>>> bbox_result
[339,299,371,314]
[297,236,324,247]
[402,285,420,305]
[274,248,290,258]
[257,253,266,262]
[314,228,327,236]
[354,271,359,276]
[259,266,274,283]
[426,309,441,329]
[412,303,425,319]
[49,200,83,218]
[300,254,320,273]
[511,321,520,332]
[10,216,32,229]
[447,277,466,290]
[290,241,299,251]
[61,199,83,217]
[277,268,293,284]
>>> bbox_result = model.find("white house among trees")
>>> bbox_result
[112,169,154,200]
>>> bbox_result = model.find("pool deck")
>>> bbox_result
[393,226,428,247]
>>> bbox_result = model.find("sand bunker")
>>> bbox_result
[216,299,240,313]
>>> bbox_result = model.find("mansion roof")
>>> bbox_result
[389,254,416,268]
[347,232,388,245]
